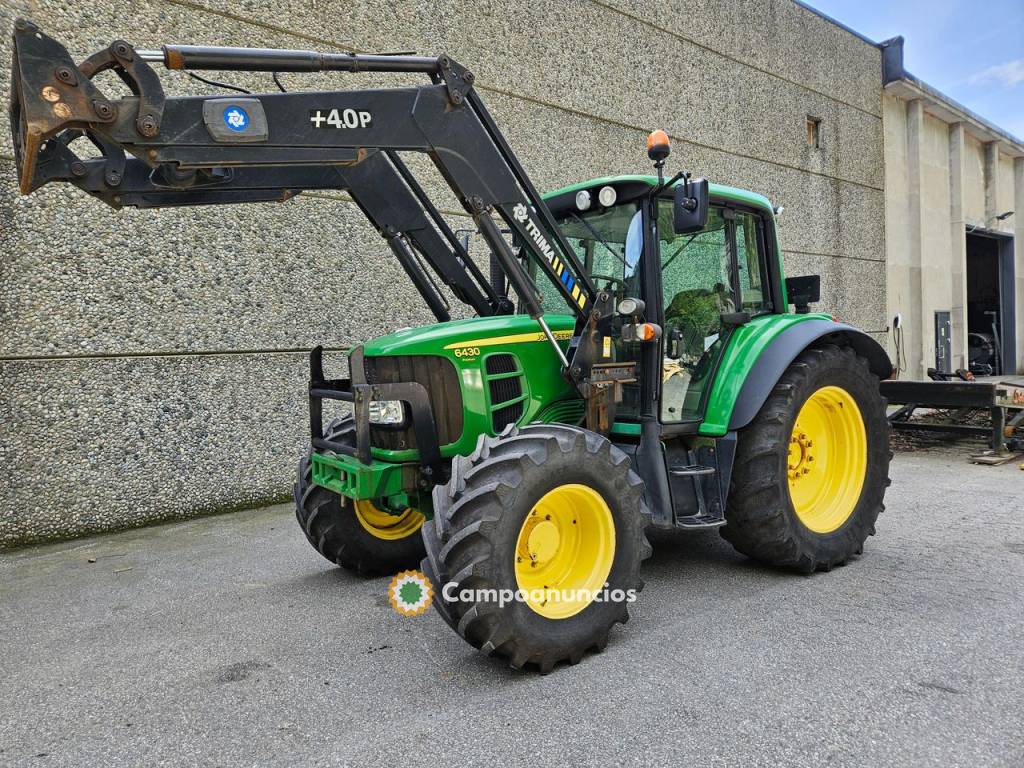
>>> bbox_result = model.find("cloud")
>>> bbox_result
[968,59,1024,87]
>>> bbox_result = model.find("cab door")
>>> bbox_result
[655,202,772,425]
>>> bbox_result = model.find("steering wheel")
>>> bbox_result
[590,273,627,293]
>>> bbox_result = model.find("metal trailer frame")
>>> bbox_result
[880,378,1024,455]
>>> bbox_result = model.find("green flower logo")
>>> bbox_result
[387,570,433,616]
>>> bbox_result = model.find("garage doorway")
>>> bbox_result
[966,230,1016,375]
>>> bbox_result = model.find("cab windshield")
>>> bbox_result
[539,202,642,314]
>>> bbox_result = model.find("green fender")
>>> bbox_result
[699,315,891,436]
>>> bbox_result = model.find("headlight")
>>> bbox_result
[598,185,617,207]
[368,399,405,425]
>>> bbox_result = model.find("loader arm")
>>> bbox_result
[9,20,612,370]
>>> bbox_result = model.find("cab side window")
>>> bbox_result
[735,211,771,314]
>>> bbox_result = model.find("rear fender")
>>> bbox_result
[728,320,891,431]
[701,318,891,435]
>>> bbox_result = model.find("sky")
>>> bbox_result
[805,0,1024,140]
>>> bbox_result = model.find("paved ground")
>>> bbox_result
[2,444,1023,767]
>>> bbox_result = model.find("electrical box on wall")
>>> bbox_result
[934,311,952,374]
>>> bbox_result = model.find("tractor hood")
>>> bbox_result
[361,313,577,358]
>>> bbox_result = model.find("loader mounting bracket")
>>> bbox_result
[10,18,165,194]
[435,55,475,106]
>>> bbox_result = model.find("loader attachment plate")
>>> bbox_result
[9,19,117,193]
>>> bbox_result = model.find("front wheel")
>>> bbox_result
[722,343,891,572]
[423,424,652,673]
[294,417,426,576]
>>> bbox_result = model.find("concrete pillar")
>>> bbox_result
[948,123,969,369]
[906,99,927,377]
[1015,157,1024,374]
[985,142,1002,224]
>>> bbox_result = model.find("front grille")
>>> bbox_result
[492,401,524,431]
[488,375,521,406]
[484,353,525,432]
[485,354,519,375]
[363,355,463,450]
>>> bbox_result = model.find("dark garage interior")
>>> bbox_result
[966,231,1015,375]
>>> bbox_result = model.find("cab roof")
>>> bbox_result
[543,174,775,215]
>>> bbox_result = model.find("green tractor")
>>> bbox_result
[11,23,892,673]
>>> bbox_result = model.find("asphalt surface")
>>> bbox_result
[2,445,1023,767]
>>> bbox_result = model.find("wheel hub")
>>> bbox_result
[519,515,561,565]
[787,431,815,480]
[353,499,425,540]
[786,385,868,534]
[514,484,616,620]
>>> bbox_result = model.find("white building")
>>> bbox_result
[880,37,1022,378]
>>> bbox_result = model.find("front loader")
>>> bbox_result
[9,20,893,673]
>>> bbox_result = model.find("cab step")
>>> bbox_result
[668,464,716,477]
[674,513,726,529]
[668,462,725,529]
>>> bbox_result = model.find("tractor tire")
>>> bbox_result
[423,424,652,673]
[722,342,891,572]
[294,417,425,576]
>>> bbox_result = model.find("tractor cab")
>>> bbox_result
[540,171,782,429]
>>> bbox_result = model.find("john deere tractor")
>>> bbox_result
[10,21,892,673]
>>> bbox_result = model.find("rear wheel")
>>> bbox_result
[722,343,890,572]
[423,424,651,673]
[294,417,426,576]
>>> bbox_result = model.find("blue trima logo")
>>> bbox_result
[223,106,249,132]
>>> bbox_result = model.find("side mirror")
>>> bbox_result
[720,311,751,328]
[785,274,821,314]
[673,179,709,234]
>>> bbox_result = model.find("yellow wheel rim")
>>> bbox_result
[353,500,424,541]
[787,385,867,534]
[514,484,616,620]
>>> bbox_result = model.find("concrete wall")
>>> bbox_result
[883,89,1022,378]
[0,0,886,547]
[882,95,912,372]
[919,113,954,375]
[963,135,987,226]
